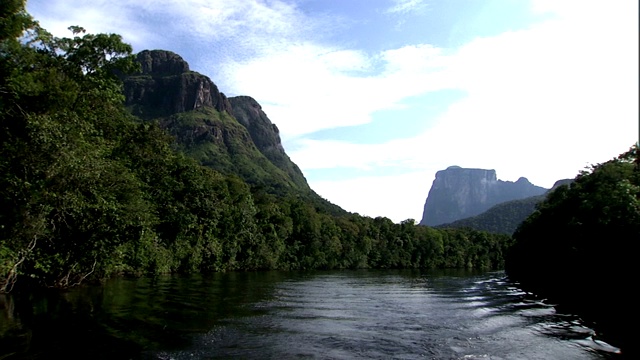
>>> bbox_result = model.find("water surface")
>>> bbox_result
[0,270,622,359]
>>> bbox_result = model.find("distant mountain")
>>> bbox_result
[435,178,574,234]
[419,166,548,227]
[121,50,344,214]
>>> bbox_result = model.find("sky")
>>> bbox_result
[26,0,639,223]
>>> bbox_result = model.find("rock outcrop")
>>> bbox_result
[229,96,285,154]
[229,96,309,189]
[118,48,347,216]
[122,50,232,119]
[419,166,548,226]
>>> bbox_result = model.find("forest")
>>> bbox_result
[506,144,639,355]
[0,2,513,293]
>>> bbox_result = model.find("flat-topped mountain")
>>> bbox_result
[419,166,548,226]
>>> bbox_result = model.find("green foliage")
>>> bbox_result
[161,107,300,195]
[505,144,639,352]
[0,1,33,48]
[507,144,639,284]
[437,195,544,235]
[0,9,146,290]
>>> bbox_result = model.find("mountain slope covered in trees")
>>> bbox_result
[436,195,544,235]
[437,179,573,235]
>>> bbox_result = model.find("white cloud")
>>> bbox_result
[26,1,156,47]
[26,0,321,57]
[385,0,426,14]
[380,44,447,73]
[221,43,384,137]
[223,42,454,138]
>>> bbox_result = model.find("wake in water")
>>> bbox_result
[152,271,620,359]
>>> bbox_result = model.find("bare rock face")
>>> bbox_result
[136,50,190,75]
[229,96,284,154]
[122,50,232,118]
[419,166,548,226]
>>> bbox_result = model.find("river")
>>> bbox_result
[0,270,624,359]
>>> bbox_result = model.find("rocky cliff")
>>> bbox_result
[229,96,309,190]
[120,50,302,193]
[419,166,548,226]
[120,50,345,215]
[122,50,232,119]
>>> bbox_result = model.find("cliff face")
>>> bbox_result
[120,50,307,195]
[229,96,309,189]
[229,96,283,153]
[419,166,548,226]
[116,49,348,214]
[122,50,232,119]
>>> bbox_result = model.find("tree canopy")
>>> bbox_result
[505,144,639,354]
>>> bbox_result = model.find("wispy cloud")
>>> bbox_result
[385,0,426,14]
[26,0,157,47]
[221,42,450,138]
[27,0,325,63]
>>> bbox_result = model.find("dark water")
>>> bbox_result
[0,270,623,359]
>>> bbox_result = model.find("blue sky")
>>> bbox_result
[27,0,639,223]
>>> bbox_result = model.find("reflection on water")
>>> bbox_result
[0,270,623,359]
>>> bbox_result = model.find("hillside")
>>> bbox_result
[121,50,344,215]
[435,195,543,234]
[437,178,573,234]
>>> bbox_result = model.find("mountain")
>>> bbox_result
[121,50,343,214]
[122,49,233,119]
[419,166,548,227]
[435,178,574,234]
[435,195,543,235]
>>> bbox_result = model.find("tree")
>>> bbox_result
[505,144,639,354]
[0,5,142,290]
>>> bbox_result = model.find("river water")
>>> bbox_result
[0,270,624,359]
